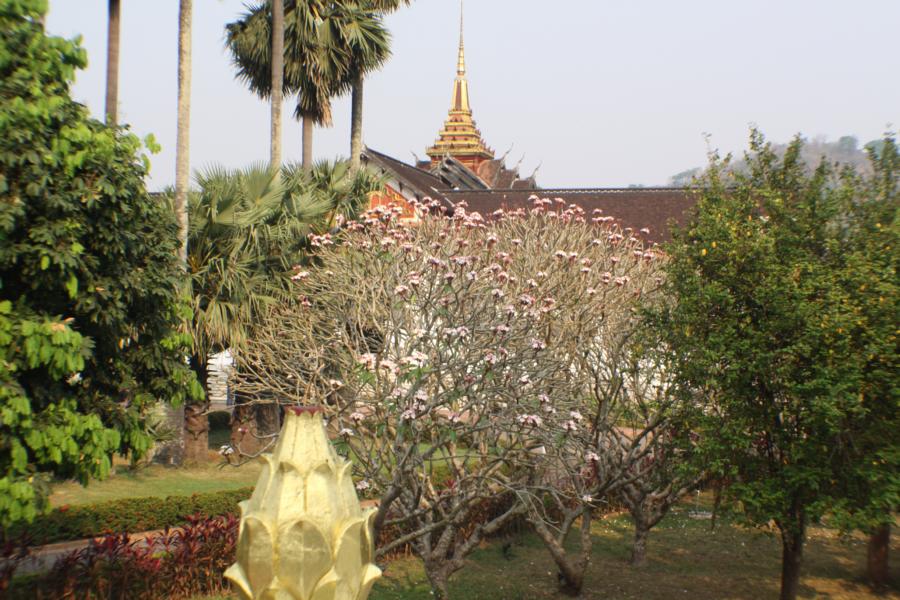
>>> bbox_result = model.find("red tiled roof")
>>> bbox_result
[444,188,697,244]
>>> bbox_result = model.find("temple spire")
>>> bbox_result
[425,0,495,173]
[450,1,470,114]
[457,1,465,76]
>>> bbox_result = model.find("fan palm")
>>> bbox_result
[182,161,382,459]
[226,1,350,168]
[188,165,338,359]
[320,1,393,171]
[226,1,401,169]
[333,0,409,171]
[184,164,329,460]
[284,158,386,225]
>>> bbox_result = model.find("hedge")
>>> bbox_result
[2,488,253,546]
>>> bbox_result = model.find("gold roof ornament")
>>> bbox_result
[225,406,381,600]
[426,0,495,171]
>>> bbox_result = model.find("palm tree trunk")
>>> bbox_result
[270,0,284,168]
[170,0,193,467]
[184,355,210,463]
[349,71,364,172]
[104,0,121,125]
[302,116,314,169]
[175,0,192,264]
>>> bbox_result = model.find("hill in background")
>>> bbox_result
[669,135,886,187]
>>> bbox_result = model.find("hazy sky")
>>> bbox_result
[47,1,899,190]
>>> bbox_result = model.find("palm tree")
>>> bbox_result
[323,1,394,172]
[104,0,121,124]
[226,1,348,169]
[184,162,379,458]
[175,0,194,462]
[284,158,386,225]
[338,0,410,171]
[270,0,284,167]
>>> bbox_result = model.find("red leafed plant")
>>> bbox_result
[34,513,238,600]
[0,536,32,595]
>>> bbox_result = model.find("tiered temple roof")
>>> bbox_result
[425,5,495,173]
[364,2,698,242]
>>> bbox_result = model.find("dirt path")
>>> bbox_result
[6,529,173,576]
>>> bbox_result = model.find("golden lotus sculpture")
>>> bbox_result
[225,406,381,600]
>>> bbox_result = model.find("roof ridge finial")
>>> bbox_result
[457,0,466,76]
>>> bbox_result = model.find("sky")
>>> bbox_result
[46,0,900,190]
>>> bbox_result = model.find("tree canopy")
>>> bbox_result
[0,0,198,525]
[653,130,899,600]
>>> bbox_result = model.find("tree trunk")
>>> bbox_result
[530,516,585,596]
[256,402,281,440]
[867,523,890,590]
[269,0,284,168]
[779,521,806,600]
[184,403,209,463]
[104,0,120,125]
[349,71,364,172]
[184,356,209,463]
[302,116,314,169]
[631,522,650,567]
[152,403,185,466]
[174,0,192,265]
[231,403,260,456]
[423,563,450,600]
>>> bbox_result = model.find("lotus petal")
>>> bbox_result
[310,571,339,600]
[360,509,378,565]
[224,563,254,600]
[248,455,277,508]
[277,519,332,600]
[356,564,383,600]
[332,519,366,592]
[304,462,343,529]
[236,515,276,595]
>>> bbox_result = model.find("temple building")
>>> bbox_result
[364,5,694,243]
[423,10,495,174]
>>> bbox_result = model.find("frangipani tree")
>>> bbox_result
[479,200,691,594]
[233,197,689,597]
[234,202,576,598]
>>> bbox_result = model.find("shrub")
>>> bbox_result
[2,488,252,546]
[0,536,32,595]
[11,514,239,600]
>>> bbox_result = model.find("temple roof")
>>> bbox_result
[443,188,697,244]
[362,148,447,198]
[365,148,695,243]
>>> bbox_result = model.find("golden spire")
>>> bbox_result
[426,0,495,172]
[457,0,465,76]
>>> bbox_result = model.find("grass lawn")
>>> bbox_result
[193,503,898,600]
[49,458,263,507]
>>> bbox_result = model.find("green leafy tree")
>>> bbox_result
[826,135,899,588]
[653,130,897,600]
[0,0,198,525]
